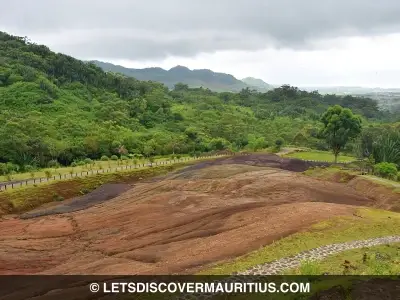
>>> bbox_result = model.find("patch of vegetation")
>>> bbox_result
[285,151,355,163]
[373,162,398,180]
[199,208,400,275]
[303,166,359,183]
[1,31,398,178]
[287,243,400,275]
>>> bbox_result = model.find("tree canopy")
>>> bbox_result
[0,31,398,172]
[320,105,362,162]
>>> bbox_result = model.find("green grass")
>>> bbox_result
[0,154,192,182]
[303,166,359,182]
[286,243,400,275]
[284,150,355,163]
[362,175,400,189]
[199,208,400,275]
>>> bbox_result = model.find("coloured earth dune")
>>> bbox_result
[1,154,398,276]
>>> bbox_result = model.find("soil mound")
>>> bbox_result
[20,184,131,219]
[0,160,388,276]
[178,153,330,174]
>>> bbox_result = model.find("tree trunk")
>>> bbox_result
[334,153,338,164]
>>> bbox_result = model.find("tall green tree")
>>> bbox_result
[320,105,362,163]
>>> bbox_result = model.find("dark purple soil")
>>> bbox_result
[20,184,131,219]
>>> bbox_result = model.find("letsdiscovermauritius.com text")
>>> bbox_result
[89,281,311,294]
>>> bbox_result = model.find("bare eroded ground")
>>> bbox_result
[0,154,396,276]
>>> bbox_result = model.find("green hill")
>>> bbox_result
[91,60,252,92]
[242,77,273,91]
[0,31,396,173]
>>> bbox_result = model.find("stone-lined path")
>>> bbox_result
[238,235,400,275]
[176,235,400,300]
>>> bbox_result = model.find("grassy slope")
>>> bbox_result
[199,208,400,275]
[0,155,190,182]
[287,243,400,275]
[284,150,355,163]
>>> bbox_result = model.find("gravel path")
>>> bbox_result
[176,235,400,300]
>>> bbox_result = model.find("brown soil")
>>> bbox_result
[0,154,396,276]
[347,177,400,212]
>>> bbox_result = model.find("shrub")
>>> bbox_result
[72,160,85,166]
[373,162,398,179]
[275,137,285,147]
[23,165,35,172]
[52,193,64,201]
[83,158,93,164]
[0,162,20,175]
[148,157,155,166]
[100,155,109,161]
[44,170,52,179]
[80,188,90,195]
[47,159,59,168]
[110,155,118,161]
[120,155,129,160]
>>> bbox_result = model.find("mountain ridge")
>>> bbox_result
[90,60,271,92]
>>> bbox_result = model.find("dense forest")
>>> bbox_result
[0,31,399,173]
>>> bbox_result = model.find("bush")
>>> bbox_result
[373,162,398,179]
[0,162,20,175]
[23,164,35,172]
[110,155,118,161]
[80,188,90,195]
[47,159,59,168]
[84,158,93,164]
[44,170,52,179]
[52,193,64,201]
[100,155,109,161]
[72,160,85,166]
[275,137,284,147]
[148,157,155,165]
[120,155,129,160]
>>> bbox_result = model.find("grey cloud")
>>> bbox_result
[2,0,400,59]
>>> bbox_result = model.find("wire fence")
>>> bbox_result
[0,154,227,191]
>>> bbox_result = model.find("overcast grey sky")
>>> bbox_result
[2,0,400,87]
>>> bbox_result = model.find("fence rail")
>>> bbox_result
[0,154,227,191]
